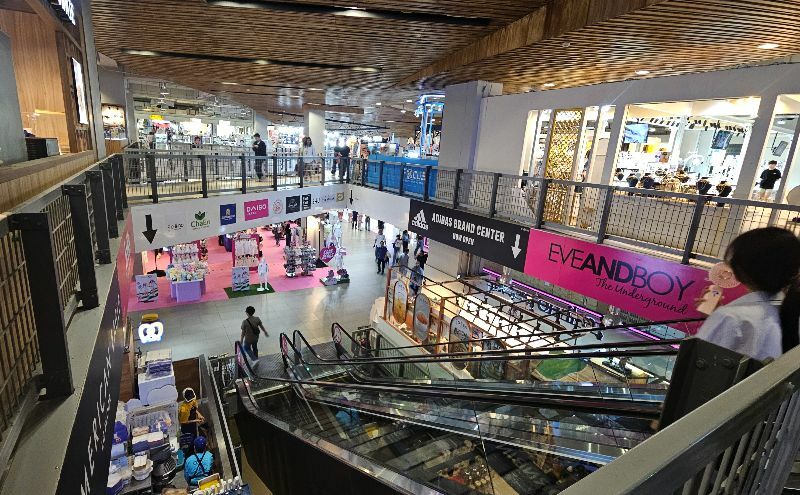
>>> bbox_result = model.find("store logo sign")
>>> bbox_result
[301,194,311,210]
[138,321,164,344]
[167,222,184,232]
[412,210,429,230]
[244,199,269,220]
[52,0,76,25]
[191,211,211,230]
[220,204,237,225]
[272,199,283,214]
[286,195,301,214]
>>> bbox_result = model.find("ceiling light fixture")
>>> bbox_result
[635,70,650,75]
[220,81,239,85]
[543,82,556,87]
[386,120,395,123]
[406,99,413,103]
[125,50,158,56]
[375,102,382,106]
[758,43,780,49]
[401,110,406,113]
[308,87,323,91]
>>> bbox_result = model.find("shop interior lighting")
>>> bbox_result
[375,102,381,106]
[220,81,239,85]
[635,70,650,75]
[543,83,556,87]
[308,87,323,91]
[758,43,780,49]
[406,99,413,103]
[401,110,406,113]
[205,0,491,26]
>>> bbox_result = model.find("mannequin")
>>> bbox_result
[257,258,269,291]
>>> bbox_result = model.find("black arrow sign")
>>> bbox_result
[142,214,157,244]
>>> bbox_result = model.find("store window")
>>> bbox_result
[613,97,760,196]
[757,95,800,202]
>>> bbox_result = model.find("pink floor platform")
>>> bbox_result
[128,227,324,312]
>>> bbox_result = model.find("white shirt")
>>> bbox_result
[374,234,386,247]
[695,291,783,361]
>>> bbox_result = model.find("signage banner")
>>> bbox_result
[523,229,746,331]
[231,266,250,292]
[413,293,432,343]
[407,199,529,271]
[132,184,347,251]
[135,274,158,302]
[319,245,337,263]
[390,280,408,327]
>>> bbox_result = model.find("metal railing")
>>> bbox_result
[0,152,125,440]
[564,341,800,494]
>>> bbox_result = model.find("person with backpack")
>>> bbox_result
[184,436,214,487]
[240,305,267,360]
[392,235,403,265]
[375,241,389,274]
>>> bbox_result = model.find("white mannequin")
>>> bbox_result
[257,258,269,291]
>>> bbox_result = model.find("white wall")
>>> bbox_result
[99,67,126,106]
[347,185,411,228]
[439,81,502,170]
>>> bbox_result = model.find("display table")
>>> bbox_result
[169,279,206,302]
[137,369,175,405]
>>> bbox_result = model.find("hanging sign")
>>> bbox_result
[523,229,746,331]
[138,321,165,344]
[449,316,471,370]
[391,280,408,326]
[408,199,529,271]
[231,266,250,292]
[413,293,432,343]
[135,274,159,302]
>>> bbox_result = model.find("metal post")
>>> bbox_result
[114,155,128,208]
[146,155,158,204]
[100,162,119,238]
[299,157,304,188]
[200,155,208,198]
[488,173,501,217]
[321,157,326,186]
[361,159,368,186]
[378,161,385,191]
[86,170,111,264]
[240,155,247,194]
[534,179,550,229]
[8,212,74,398]
[682,196,708,264]
[272,156,278,191]
[453,168,463,209]
[596,187,615,244]
[61,184,99,309]
[399,164,406,196]
[111,157,124,220]
[423,166,432,202]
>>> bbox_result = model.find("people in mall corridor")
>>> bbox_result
[191,136,202,148]
[375,241,389,274]
[284,221,292,246]
[184,436,214,487]
[365,215,371,230]
[398,248,410,275]
[374,228,386,248]
[241,305,268,360]
[402,230,410,252]
[338,142,350,180]
[146,130,156,149]
[758,160,782,201]
[414,235,425,256]
[410,260,424,295]
[696,228,800,360]
[252,133,267,181]
[178,387,207,436]
[392,235,402,265]
[416,249,428,269]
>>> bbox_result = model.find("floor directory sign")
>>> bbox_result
[408,200,529,271]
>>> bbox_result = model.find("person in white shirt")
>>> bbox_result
[373,229,386,248]
[696,227,800,361]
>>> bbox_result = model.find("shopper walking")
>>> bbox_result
[409,260,424,295]
[402,230,410,252]
[375,241,389,274]
[365,216,371,231]
[351,211,359,230]
[338,141,350,181]
[696,227,800,360]
[398,248,410,275]
[416,249,428,269]
[284,222,292,247]
[758,160,782,201]
[392,235,403,265]
[414,236,424,256]
[252,133,267,181]
[373,229,386,248]
[240,306,267,361]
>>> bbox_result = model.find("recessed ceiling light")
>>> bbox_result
[308,87,323,91]
[406,99,413,103]
[635,70,650,75]
[543,83,556,88]
[220,81,239,85]
[375,102,382,106]
[386,120,395,123]
[758,43,780,50]
[125,50,158,56]
[401,110,406,113]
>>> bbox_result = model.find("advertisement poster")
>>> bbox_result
[449,316,471,370]
[408,199,529,271]
[135,274,158,302]
[231,266,250,291]
[523,229,746,332]
[391,280,408,327]
[413,293,432,343]
[319,245,337,263]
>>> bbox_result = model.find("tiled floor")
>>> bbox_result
[131,222,390,361]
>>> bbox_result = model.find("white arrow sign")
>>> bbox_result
[511,234,522,258]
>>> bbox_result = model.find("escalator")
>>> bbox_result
[233,323,760,494]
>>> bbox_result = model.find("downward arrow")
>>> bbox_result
[511,234,522,258]
[142,214,158,244]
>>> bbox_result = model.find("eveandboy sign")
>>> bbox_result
[524,230,745,331]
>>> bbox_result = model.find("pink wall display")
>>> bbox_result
[523,229,746,333]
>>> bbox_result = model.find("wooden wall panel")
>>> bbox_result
[0,10,70,152]
[0,150,96,211]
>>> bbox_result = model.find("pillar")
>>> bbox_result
[734,93,778,199]
[0,32,26,164]
[254,112,271,138]
[79,0,106,158]
[303,108,325,153]
[438,80,502,170]
[124,80,136,143]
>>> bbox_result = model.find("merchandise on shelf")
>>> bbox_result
[233,233,261,268]
[166,260,209,281]
[170,242,200,264]
[284,243,317,277]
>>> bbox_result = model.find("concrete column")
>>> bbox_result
[80,0,106,158]
[0,32,26,164]
[303,108,325,154]
[599,104,629,184]
[254,112,271,137]
[734,93,778,199]
[426,241,468,278]
[124,80,136,143]
[439,80,502,170]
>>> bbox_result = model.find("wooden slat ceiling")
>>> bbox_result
[91,0,800,133]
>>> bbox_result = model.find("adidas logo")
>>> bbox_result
[412,210,429,230]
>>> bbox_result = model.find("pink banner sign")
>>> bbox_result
[523,230,745,333]
[319,245,337,263]
[244,199,269,221]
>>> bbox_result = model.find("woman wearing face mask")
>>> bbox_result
[695,227,800,360]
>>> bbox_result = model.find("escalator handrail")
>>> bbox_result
[290,329,681,368]
[332,317,703,357]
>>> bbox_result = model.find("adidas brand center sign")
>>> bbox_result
[407,199,530,272]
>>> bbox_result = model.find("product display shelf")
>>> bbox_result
[283,244,317,277]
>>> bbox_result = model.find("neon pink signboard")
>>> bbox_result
[523,230,745,333]
[244,199,269,221]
